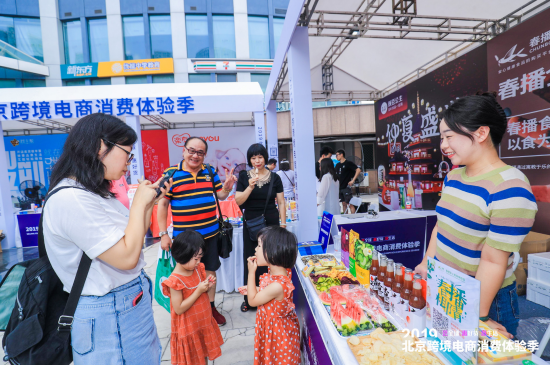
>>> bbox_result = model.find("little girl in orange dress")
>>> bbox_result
[246,226,300,365]
[162,230,223,365]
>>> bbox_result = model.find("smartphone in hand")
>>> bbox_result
[156,169,176,197]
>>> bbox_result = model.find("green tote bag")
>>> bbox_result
[154,248,176,312]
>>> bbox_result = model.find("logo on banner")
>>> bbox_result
[380,102,388,115]
[111,63,123,73]
[223,61,229,70]
[172,133,191,147]
[494,44,527,66]
[10,139,19,147]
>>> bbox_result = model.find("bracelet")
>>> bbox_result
[222,186,231,193]
[479,316,490,322]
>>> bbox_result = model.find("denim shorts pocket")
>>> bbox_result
[123,287,143,313]
[509,287,520,319]
[71,317,94,355]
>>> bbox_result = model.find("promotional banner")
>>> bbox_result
[426,257,480,365]
[338,216,427,270]
[375,45,488,212]
[4,134,68,198]
[17,214,40,247]
[487,7,550,234]
[141,129,170,183]
[167,126,255,186]
[60,58,174,79]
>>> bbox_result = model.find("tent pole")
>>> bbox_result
[288,26,318,242]
[254,112,265,146]
[0,121,16,249]
[266,102,279,170]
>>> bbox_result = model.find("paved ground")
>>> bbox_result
[0,243,255,365]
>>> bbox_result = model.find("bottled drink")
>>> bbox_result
[398,268,413,320]
[370,249,379,296]
[408,274,426,334]
[377,255,387,302]
[391,263,403,315]
[383,259,394,311]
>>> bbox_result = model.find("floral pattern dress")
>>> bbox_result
[162,263,223,364]
[254,269,301,365]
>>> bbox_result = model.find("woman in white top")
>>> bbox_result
[276,159,295,199]
[317,158,340,217]
[44,113,171,365]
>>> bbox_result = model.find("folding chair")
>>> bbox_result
[345,196,362,214]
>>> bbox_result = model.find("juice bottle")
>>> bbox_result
[390,263,403,316]
[398,268,413,321]
[370,249,379,296]
[377,255,387,302]
[408,274,427,334]
[383,259,394,311]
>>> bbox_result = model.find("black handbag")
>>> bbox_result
[244,172,274,241]
[2,186,92,365]
[205,164,234,259]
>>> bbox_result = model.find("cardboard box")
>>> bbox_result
[519,231,550,264]
[514,263,528,296]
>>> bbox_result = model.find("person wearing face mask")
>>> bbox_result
[44,113,172,364]
[157,137,237,327]
[235,144,286,312]
[414,92,537,339]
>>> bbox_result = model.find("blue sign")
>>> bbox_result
[17,213,40,247]
[60,63,98,79]
[338,216,427,270]
[318,211,334,251]
[4,134,68,198]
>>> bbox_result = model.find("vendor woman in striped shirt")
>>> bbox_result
[415,92,538,338]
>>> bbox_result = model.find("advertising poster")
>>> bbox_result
[338,216,427,270]
[487,7,550,234]
[375,45,488,212]
[141,129,170,183]
[167,126,255,187]
[4,134,68,199]
[426,257,480,365]
[17,214,40,247]
[292,268,333,365]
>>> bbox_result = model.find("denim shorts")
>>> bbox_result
[70,271,162,365]
[488,281,520,337]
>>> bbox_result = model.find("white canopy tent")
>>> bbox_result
[261,0,550,243]
[0,82,264,249]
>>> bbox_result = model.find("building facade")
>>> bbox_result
[0,0,288,90]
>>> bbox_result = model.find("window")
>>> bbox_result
[122,16,146,60]
[248,16,269,59]
[213,15,235,58]
[65,79,85,86]
[88,18,109,62]
[125,75,148,84]
[273,17,284,56]
[251,73,269,94]
[216,73,236,82]
[0,79,16,88]
[0,16,43,61]
[91,78,111,85]
[152,74,174,83]
[23,79,45,87]
[189,74,211,83]
[150,15,172,59]
[63,20,84,64]
[186,15,209,58]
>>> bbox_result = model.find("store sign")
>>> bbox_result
[60,63,98,79]
[0,96,194,120]
[17,214,40,247]
[60,58,174,79]
[426,257,480,365]
[4,134,68,197]
[318,211,334,250]
[192,60,273,73]
[378,89,408,120]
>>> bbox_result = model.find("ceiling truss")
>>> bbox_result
[10,119,73,133]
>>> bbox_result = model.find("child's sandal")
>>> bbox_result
[240,302,250,312]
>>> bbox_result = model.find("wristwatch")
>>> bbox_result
[159,231,169,238]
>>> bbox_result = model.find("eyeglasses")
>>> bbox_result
[103,139,134,164]
[185,147,206,157]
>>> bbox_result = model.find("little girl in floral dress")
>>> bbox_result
[162,230,223,365]
[246,226,300,365]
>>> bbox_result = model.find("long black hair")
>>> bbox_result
[319,158,338,182]
[49,113,137,198]
[441,92,507,147]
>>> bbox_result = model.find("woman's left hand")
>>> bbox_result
[485,318,513,339]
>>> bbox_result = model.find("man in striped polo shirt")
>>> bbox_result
[157,137,237,326]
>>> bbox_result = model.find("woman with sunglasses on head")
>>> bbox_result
[414,93,538,339]
[44,113,171,364]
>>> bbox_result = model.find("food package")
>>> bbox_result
[478,321,532,362]
[349,230,360,277]
[341,228,350,268]
[320,258,337,267]
[354,239,373,288]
